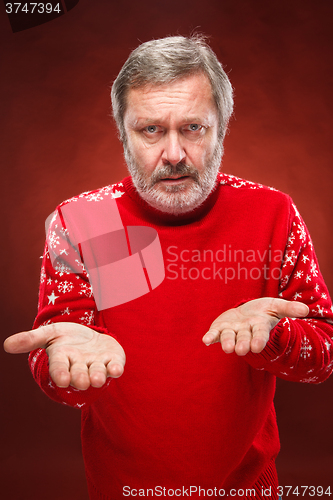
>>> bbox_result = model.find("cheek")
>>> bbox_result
[187,142,213,169]
[131,140,162,170]
[137,149,160,173]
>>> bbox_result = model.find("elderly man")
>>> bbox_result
[4,36,333,500]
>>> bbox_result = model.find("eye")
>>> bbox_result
[182,124,205,139]
[183,124,204,134]
[141,125,163,143]
[188,124,201,131]
[145,125,159,134]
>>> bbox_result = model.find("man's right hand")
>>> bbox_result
[3,323,126,390]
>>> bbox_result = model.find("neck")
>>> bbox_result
[123,175,221,226]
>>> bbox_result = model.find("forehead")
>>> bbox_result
[124,73,217,125]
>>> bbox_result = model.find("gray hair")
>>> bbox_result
[111,35,234,143]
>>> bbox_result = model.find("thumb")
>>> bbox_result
[272,299,309,319]
[3,327,50,354]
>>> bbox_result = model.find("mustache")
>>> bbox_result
[150,163,199,185]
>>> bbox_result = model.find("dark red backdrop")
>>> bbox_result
[1,1,332,499]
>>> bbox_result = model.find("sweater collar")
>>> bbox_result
[123,175,221,226]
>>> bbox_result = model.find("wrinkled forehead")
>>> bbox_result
[124,73,218,126]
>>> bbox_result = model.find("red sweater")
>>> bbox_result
[30,173,333,500]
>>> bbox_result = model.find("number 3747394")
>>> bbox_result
[277,485,331,497]
[5,3,61,14]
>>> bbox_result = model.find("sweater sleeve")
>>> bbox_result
[245,200,333,383]
[28,206,114,409]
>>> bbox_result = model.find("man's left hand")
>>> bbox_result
[202,297,309,356]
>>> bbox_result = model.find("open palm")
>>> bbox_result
[4,322,126,390]
[202,297,309,356]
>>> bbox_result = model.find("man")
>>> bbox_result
[4,36,333,500]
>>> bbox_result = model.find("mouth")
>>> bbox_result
[159,175,191,184]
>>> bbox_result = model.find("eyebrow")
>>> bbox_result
[131,117,210,127]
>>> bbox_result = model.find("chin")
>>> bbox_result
[138,185,211,215]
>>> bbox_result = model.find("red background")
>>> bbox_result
[1,1,332,498]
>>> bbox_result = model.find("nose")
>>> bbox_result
[162,131,186,166]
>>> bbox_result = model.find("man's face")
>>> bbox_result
[123,72,222,214]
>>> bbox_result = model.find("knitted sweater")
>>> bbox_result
[30,173,333,500]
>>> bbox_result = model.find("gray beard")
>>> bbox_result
[123,142,223,215]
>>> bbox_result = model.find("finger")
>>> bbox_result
[250,323,271,354]
[219,329,236,353]
[287,301,309,318]
[203,316,244,346]
[234,328,252,356]
[106,358,125,379]
[3,327,51,354]
[89,362,107,388]
[267,298,309,319]
[105,341,126,378]
[48,351,71,388]
[69,362,91,391]
[202,328,221,346]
